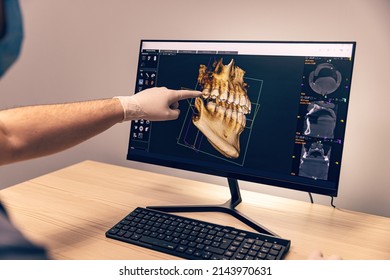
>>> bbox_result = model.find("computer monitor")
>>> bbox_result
[127,40,356,235]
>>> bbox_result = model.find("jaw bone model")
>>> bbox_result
[192,58,251,158]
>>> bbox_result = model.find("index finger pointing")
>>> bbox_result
[174,90,202,101]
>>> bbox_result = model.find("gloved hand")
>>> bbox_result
[115,87,201,121]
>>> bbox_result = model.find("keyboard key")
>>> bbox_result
[176,246,186,252]
[185,248,194,255]
[204,246,224,255]
[220,239,231,249]
[140,236,176,250]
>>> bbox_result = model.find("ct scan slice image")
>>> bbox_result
[309,63,342,95]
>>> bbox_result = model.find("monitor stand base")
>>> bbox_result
[147,178,278,237]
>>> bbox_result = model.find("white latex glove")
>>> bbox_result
[115,87,201,121]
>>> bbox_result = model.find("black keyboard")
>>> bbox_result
[106,207,291,260]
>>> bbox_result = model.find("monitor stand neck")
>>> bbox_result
[147,178,278,236]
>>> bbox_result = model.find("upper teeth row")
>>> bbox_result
[201,88,251,114]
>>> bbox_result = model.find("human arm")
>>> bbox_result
[0,87,201,166]
[0,98,122,165]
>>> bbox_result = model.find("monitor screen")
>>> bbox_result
[127,40,356,197]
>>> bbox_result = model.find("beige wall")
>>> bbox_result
[1,0,389,218]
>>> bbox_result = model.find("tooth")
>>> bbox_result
[238,112,245,127]
[241,113,246,127]
[216,105,226,118]
[237,112,243,127]
[242,104,249,114]
[206,101,217,112]
[220,80,229,99]
[211,88,219,99]
[228,91,235,104]
[225,108,232,120]
[234,92,240,105]
[239,95,246,106]
[231,110,238,123]
[202,88,210,99]
[247,99,252,113]
[220,90,228,102]
[240,95,247,107]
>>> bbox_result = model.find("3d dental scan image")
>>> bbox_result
[179,62,262,166]
[192,58,251,159]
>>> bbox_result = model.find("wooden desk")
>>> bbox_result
[1,161,389,260]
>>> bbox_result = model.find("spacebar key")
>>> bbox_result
[140,236,177,250]
[205,246,224,255]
